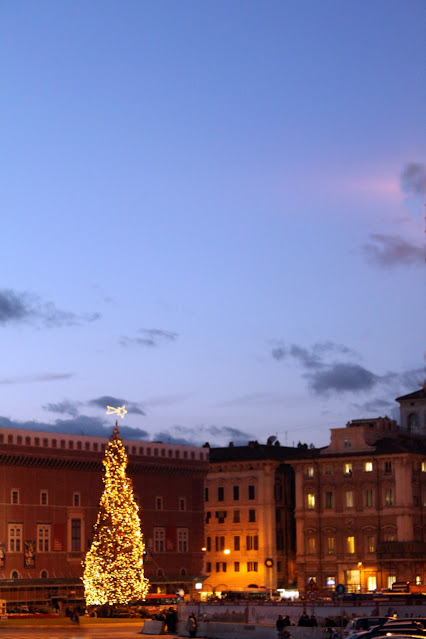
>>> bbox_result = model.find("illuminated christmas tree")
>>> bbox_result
[83,412,149,606]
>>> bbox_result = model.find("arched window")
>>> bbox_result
[11,570,20,579]
[40,570,48,579]
[157,568,164,577]
[180,568,186,576]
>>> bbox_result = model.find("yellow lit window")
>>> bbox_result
[364,461,373,472]
[307,537,316,554]
[307,466,314,478]
[344,463,352,476]
[345,490,354,507]
[347,536,355,553]
[307,493,315,509]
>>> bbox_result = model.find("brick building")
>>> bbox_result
[0,426,209,607]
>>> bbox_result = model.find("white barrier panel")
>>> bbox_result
[142,619,166,634]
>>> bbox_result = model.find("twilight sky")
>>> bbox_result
[1,1,424,449]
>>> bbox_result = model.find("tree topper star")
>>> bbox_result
[106,405,127,419]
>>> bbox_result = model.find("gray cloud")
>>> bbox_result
[0,373,74,385]
[153,424,253,447]
[88,396,146,416]
[0,288,100,328]
[401,162,426,196]
[361,234,423,267]
[43,400,81,417]
[271,341,355,369]
[120,328,178,348]
[306,363,378,394]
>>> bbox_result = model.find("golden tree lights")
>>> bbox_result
[82,416,148,605]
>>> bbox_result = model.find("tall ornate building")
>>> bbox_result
[0,427,209,607]
[203,441,304,594]
[291,390,426,595]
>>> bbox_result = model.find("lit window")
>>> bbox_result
[345,491,354,508]
[37,525,51,552]
[385,489,393,506]
[344,463,352,476]
[367,535,375,553]
[40,491,48,506]
[421,461,426,472]
[307,537,316,554]
[8,524,22,552]
[327,536,335,554]
[177,528,188,552]
[368,575,377,591]
[384,533,395,542]
[364,461,373,472]
[416,575,421,585]
[347,536,355,554]
[365,489,374,507]
[307,466,314,478]
[387,575,396,589]
[153,527,165,552]
[307,493,315,509]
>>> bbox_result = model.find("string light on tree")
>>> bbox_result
[82,405,148,606]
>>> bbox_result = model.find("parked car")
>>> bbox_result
[344,617,393,638]
[347,621,426,639]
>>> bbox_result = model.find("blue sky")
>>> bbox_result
[1,1,424,448]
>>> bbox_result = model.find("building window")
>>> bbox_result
[177,528,188,552]
[344,463,352,476]
[248,509,256,522]
[408,413,420,434]
[276,530,284,550]
[367,535,375,553]
[206,561,211,572]
[364,461,373,472]
[368,575,377,591]
[11,490,19,505]
[11,570,21,579]
[215,562,227,572]
[325,465,333,475]
[206,536,211,552]
[246,535,258,551]
[421,461,426,472]
[325,491,334,508]
[179,498,186,511]
[205,487,209,502]
[277,561,282,572]
[40,491,48,506]
[384,533,395,542]
[365,489,374,507]
[234,562,240,572]
[248,485,255,500]
[416,575,421,585]
[37,525,51,552]
[387,575,396,589]
[327,536,335,554]
[247,561,258,572]
[233,510,240,523]
[154,527,165,552]
[307,536,316,554]
[344,439,352,448]
[307,466,314,478]
[216,510,227,524]
[40,570,48,579]
[233,485,239,500]
[8,524,22,552]
[385,489,393,506]
[71,519,81,552]
[385,461,392,474]
[234,536,240,551]
[346,536,355,554]
[307,493,315,509]
[73,492,80,507]
[215,536,225,551]
[345,491,354,508]
[218,487,224,502]
[156,497,163,510]
[206,511,211,524]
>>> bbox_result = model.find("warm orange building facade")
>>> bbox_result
[291,403,426,595]
[0,427,209,607]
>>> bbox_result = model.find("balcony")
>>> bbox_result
[376,541,426,559]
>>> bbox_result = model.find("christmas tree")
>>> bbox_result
[82,416,149,606]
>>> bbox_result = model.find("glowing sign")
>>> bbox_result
[106,405,127,419]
